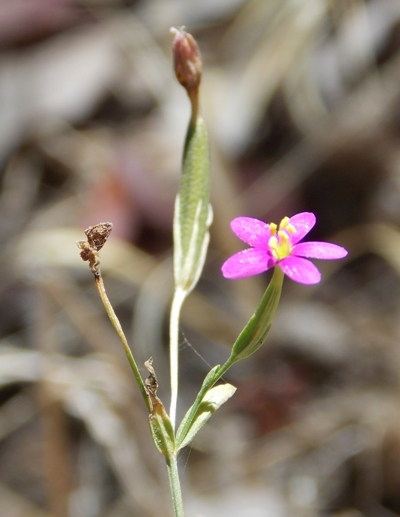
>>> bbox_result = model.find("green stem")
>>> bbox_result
[169,288,186,429]
[95,275,150,412]
[166,453,185,517]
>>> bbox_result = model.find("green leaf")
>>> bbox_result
[176,382,236,451]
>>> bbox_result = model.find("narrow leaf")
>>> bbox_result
[176,365,219,445]
[177,383,236,451]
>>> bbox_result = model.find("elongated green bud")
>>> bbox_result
[173,117,212,293]
[171,28,212,295]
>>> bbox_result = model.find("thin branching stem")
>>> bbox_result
[169,287,186,429]
[95,275,150,412]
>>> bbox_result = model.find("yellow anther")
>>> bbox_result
[268,235,280,260]
[277,230,289,243]
[279,216,290,230]
[268,217,295,261]
[269,235,278,248]
[268,228,293,261]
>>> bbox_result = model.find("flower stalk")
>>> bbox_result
[224,266,284,365]
[175,268,283,449]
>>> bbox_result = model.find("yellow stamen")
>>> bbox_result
[269,222,277,236]
[287,223,296,234]
[269,235,278,248]
[278,230,289,243]
[268,235,279,260]
[279,216,290,230]
[268,223,293,261]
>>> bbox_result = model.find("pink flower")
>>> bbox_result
[221,212,347,285]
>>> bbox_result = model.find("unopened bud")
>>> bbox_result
[171,27,202,94]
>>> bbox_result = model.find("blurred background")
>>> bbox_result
[1,0,400,516]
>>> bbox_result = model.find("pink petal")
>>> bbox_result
[293,241,348,260]
[288,212,316,244]
[221,248,274,279]
[279,256,321,284]
[230,217,271,248]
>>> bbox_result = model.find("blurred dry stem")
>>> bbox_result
[35,289,72,517]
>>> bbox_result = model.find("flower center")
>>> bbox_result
[268,216,296,261]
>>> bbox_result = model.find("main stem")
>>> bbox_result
[166,453,185,517]
[169,288,186,429]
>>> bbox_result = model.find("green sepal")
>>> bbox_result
[227,267,284,365]
[176,382,236,451]
[173,116,212,294]
[148,403,176,457]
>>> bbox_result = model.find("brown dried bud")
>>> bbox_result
[171,27,202,94]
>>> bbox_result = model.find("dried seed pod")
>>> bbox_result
[85,222,113,251]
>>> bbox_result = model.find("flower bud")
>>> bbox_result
[171,27,202,94]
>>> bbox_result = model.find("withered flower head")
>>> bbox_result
[171,27,202,94]
[77,222,113,276]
